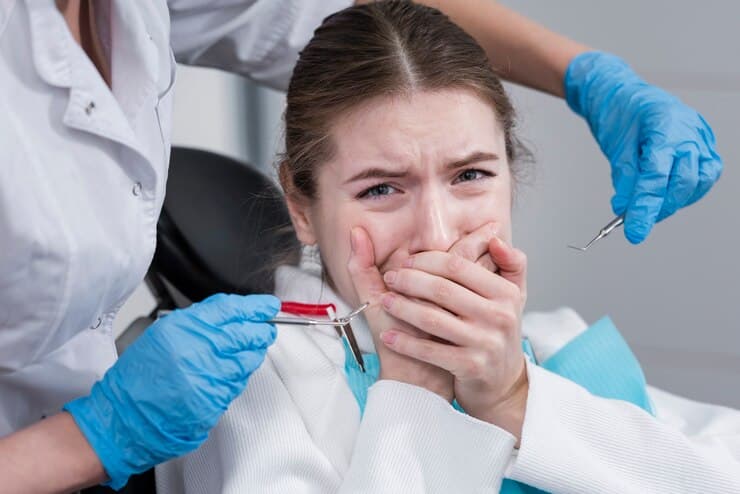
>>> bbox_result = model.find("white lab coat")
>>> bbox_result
[0,0,351,436]
[156,262,740,493]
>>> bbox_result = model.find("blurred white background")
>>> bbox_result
[115,0,740,408]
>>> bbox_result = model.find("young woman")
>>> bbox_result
[156,2,740,492]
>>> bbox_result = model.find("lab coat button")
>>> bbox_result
[132,182,142,196]
[84,101,96,115]
[91,317,102,329]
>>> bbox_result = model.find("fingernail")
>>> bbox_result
[383,270,397,284]
[402,257,414,268]
[381,293,395,309]
[380,331,397,345]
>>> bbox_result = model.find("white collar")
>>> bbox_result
[274,248,377,355]
[23,0,162,155]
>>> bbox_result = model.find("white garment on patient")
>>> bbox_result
[156,263,740,493]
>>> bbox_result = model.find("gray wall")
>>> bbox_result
[115,1,739,408]
[503,0,740,407]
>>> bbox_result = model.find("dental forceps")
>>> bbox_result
[269,302,369,373]
[568,215,625,252]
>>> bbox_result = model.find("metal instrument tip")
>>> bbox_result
[567,215,624,252]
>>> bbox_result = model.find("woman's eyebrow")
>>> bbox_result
[343,151,499,184]
[343,167,409,184]
[445,151,500,171]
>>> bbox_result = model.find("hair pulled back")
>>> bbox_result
[279,0,526,200]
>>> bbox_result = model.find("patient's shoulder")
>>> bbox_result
[522,307,589,363]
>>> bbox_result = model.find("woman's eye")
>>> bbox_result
[358,183,398,199]
[454,168,493,184]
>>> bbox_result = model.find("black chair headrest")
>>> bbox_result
[151,147,300,303]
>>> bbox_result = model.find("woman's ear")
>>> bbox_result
[285,194,317,246]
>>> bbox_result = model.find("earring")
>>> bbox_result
[300,244,322,275]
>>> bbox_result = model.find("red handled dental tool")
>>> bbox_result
[268,301,368,373]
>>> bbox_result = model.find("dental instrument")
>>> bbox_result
[568,215,625,252]
[269,302,369,373]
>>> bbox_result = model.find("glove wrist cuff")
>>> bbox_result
[563,51,636,117]
[63,386,133,490]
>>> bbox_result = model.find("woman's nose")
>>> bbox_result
[408,192,459,254]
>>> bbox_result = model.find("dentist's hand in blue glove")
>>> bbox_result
[63,293,280,489]
[564,51,723,244]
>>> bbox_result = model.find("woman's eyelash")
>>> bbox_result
[454,168,495,183]
[357,169,494,199]
[357,183,398,199]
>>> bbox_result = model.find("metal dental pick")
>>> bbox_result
[568,215,625,252]
[268,302,369,328]
[268,302,369,373]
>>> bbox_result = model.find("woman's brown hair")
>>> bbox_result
[278,0,527,201]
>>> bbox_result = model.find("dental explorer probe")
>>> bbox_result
[268,302,369,329]
[268,302,369,373]
[568,215,625,252]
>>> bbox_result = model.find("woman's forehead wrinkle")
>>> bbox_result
[379,129,423,169]
[329,89,506,182]
[338,121,423,173]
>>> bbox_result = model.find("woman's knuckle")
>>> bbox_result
[458,358,476,378]
[490,309,516,330]
[488,309,504,327]
[447,254,465,274]
[504,283,520,301]
[501,311,518,329]
[389,270,404,291]
[477,255,496,273]
[482,304,499,324]
[457,243,476,262]
[482,331,502,351]
[420,312,440,333]
[416,340,434,361]
[468,353,487,379]
[433,279,451,299]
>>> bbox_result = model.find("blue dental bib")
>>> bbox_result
[343,316,653,493]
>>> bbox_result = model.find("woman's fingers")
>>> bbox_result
[383,263,516,322]
[381,291,475,346]
[346,226,386,304]
[487,237,527,302]
[380,328,469,374]
[398,250,518,302]
[447,222,500,272]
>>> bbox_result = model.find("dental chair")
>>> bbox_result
[117,146,301,352]
[92,147,300,494]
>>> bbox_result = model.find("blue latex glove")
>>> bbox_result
[63,293,280,489]
[564,51,723,244]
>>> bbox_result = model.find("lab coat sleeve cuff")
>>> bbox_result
[343,380,516,493]
[508,359,634,490]
[170,0,355,90]
[507,360,740,493]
